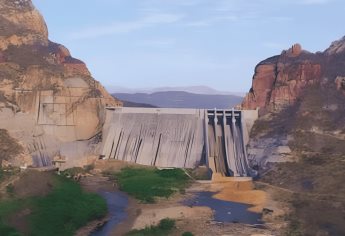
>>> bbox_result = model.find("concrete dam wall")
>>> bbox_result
[101,107,258,177]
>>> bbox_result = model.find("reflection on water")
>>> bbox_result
[90,191,128,236]
[184,191,262,225]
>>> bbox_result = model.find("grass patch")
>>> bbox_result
[0,222,21,236]
[126,218,175,236]
[115,167,189,203]
[0,199,29,236]
[182,232,194,236]
[0,174,107,236]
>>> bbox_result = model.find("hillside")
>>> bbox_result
[113,91,243,109]
[246,38,345,235]
[242,41,345,113]
[121,100,157,108]
[0,0,122,167]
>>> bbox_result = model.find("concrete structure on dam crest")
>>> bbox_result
[101,107,258,177]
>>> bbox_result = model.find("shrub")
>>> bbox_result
[158,218,175,230]
[126,218,175,236]
[182,232,194,236]
[116,167,189,203]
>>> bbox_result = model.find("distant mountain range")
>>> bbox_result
[113,91,243,109]
[107,85,246,97]
[121,100,158,108]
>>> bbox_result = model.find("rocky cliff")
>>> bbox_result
[242,38,345,113]
[0,0,122,167]
[246,36,345,235]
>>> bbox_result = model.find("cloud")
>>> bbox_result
[69,13,183,40]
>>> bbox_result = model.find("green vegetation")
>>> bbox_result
[182,232,194,236]
[29,175,107,236]
[115,167,189,203]
[5,184,14,196]
[0,223,21,236]
[0,174,107,236]
[126,218,175,236]
[0,129,23,161]
[0,199,26,236]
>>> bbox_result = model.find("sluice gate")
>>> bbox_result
[206,109,251,177]
[101,107,257,177]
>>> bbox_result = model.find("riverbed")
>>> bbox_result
[90,191,129,236]
[79,174,279,235]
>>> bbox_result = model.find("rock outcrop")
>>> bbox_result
[0,0,122,167]
[242,37,345,112]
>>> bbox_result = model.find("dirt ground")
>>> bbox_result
[83,160,287,235]
[130,179,285,236]
[0,171,56,235]
[12,171,54,198]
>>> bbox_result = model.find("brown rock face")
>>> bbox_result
[242,38,345,112]
[0,0,48,50]
[0,0,122,166]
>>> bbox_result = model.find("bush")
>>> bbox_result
[126,218,175,236]
[0,222,21,236]
[158,218,175,230]
[0,175,107,236]
[29,176,107,236]
[182,232,194,236]
[116,167,189,203]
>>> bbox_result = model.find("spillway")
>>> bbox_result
[101,107,256,177]
[205,109,251,177]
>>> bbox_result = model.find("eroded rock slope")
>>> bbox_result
[242,39,345,112]
[0,0,122,167]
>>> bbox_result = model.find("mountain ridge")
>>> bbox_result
[242,39,345,113]
[113,91,243,109]
[107,85,245,96]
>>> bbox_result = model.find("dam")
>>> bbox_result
[101,107,258,177]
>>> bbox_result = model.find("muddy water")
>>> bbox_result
[79,176,131,236]
[90,191,129,236]
[184,191,262,225]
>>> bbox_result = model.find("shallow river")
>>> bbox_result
[91,190,262,235]
[90,191,129,236]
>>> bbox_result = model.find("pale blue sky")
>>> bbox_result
[32,0,345,92]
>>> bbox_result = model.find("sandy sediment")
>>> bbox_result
[132,205,212,230]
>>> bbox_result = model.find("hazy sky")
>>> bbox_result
[32,0,345,92]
